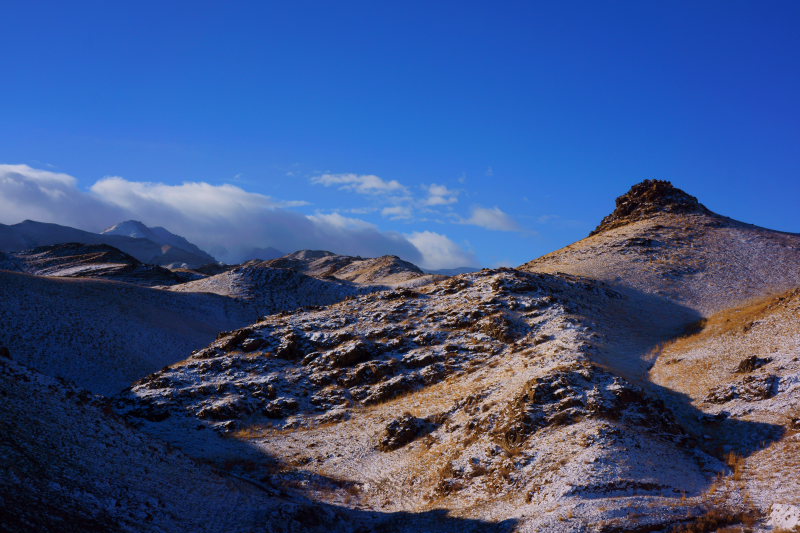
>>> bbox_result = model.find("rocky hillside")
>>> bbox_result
[521,180,800,315]
[590,179,715,235]
[265,250,444,287]
[0,242,185,287]
[121,268,738,532]
[1,351,532,533]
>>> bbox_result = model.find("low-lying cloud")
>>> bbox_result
[0,164,477,268]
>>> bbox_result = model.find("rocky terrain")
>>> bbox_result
[123,267,724,532]
[4,180,800,532]
[265,249,445,287]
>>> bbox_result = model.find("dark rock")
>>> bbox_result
[378,413,425,451]
[735,355,772,373]
[275,332,305,360]
[250,383,277,400]
[473,314,518,343]
[381,288,419,300]
[263,397,299,418]
[197,397,252,420]
[403,351,438,368]
[362,374,419,405]
[241,337,267,352]
[0,347,10,359]
[192,347,223,359]
[217,328,253,351]
[706,374,776,404]
[338,360,398,387]
[324,340,380,368]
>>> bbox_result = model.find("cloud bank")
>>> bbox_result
[0,164,477,269]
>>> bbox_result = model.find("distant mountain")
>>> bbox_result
[424,266,480,276]
[0,242,185,287]
[238,246,284,261]
[0,219,216,268]
[102,220,216,266]
[266,249,444,287]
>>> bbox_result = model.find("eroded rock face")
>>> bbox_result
[591,179,715,235]
[492,362,686,446]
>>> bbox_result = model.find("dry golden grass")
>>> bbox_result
[651,287,800,401]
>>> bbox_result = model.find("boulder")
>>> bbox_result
[378,413,424,451]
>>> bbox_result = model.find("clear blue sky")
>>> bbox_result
[1,1,799,267]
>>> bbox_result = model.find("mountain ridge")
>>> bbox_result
[0,219,216,268]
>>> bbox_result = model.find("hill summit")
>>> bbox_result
[591,179,714,235]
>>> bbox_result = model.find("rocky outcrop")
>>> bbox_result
[590,179,715,235]
[378,413,426,451]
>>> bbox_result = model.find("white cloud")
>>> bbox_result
[312,173,465,221]
[423,183,459,206]
[0,164,121,229]
[464,206,521,232]
[406,231,478,270]
[0,164,475,268]
[311,173,408,196]
[381,205,413,220]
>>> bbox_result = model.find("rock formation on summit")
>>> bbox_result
[523,179,800,314]
[591,179,714,235]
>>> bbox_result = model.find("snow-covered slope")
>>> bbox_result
[0,270,255,394]
[0,356,279,533]
[1,354,522,533]
[650,288,800,515]
[0,242,185,287]
[266,250,444,288]
[520,180,800,315]
[166,260,379,315]
[123,269,736,532]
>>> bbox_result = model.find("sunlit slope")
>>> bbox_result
[521,180,800,315]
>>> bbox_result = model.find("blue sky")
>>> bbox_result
[1,1,799,267]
